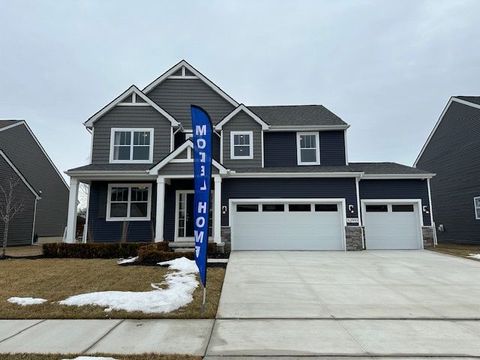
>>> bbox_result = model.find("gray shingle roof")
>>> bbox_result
[456,96,480,106]
[235,162,433,176]
[68,162,433,176]
[0,120,23,129]
[67,164,151,172]
[248,105,347,127]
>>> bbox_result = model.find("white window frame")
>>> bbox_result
[297,132,320,165]
[106,183,152,221]
[109,128,154,163]
[230,131,253,160]
[474,196,480,220]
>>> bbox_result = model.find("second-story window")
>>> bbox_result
[230,131,253,159]
[297,132,320,165]
[110,128,154,163]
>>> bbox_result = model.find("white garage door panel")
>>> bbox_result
[232,203,344,251]
[363,203,422,250]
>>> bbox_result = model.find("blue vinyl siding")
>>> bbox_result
[416,101,480,244]
[221,177,358,225]
[87,181,156,243]
[264,131,346,167]
[359,179,431,226]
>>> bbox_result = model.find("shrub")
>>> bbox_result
[137,247,194,265]
[43,242,168,259]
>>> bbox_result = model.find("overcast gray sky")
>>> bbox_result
[1,0,479,178]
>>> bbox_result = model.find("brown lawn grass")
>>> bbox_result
[429,243,480,261]
[0,259,224,319]
[0,354,200,360]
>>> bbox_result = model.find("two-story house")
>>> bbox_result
[415,96,480,245]
[65,60,435,251]
[0,120,69,246]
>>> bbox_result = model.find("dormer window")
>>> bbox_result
[110,128,154,163]
[297,132,320,165]
[230,131,253,159]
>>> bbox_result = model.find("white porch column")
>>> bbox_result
[214,176,222,243]
[155,177,166,242]
[65,177,79,243]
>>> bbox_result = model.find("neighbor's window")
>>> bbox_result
[231,131,253,159]
[110,128,153,163]
[107,184,151,221]
[474,197,480,220]
[297,132,320,165]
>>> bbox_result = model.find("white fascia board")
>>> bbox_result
[0,150,41,199]
[84,85,179,128]
[266,124,350,131]
[414,96,480,167]
[0,121,25,133]
[143,60,239,107]
[362,174,435,179]
[0,121,69,190]
[226,171,364,178]
[215,105,270,130]
[149,140,228,175]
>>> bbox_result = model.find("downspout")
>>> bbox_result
[31,197,39,245]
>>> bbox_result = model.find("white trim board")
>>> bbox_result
[0,120,69,189]
[143,60,239,107]
[414,96,480,167]
[215,104,269,130]
[84,85,179,128]
[0,150,41,199]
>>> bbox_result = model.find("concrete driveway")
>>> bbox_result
[206,251,480,357]
[217,250,480,319]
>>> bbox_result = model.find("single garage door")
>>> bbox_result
[362,202,422,250]
[231,201,345,250]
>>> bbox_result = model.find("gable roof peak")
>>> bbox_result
[84,85,179,128]
[142,60,239,107]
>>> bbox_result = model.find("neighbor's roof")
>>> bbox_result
[248,105,348,127]
[456,96,480,106]
[0,120,23,129]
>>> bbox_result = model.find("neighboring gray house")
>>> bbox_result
[65,60,435,251]
[415,96,480,245]
[0,120,69,245]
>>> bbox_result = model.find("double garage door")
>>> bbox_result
[230,199,423,250]
[231,200,345,251]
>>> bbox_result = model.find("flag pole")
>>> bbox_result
[201,285,207,313]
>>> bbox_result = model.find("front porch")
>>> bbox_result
[64,176,223,244]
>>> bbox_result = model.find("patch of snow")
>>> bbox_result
[117,256,138,265]
[468,253,480,260]
[62,357,117,360]
[8,297,47,306]
[59,257,198,314]
[158,256,199,273]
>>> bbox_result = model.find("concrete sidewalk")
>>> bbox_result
[0,319,213,356]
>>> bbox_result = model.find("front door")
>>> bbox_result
[176,191,213,241]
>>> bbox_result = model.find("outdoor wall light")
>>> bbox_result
[222,205,228,214]
[422,206,430,214]
[348,204,355,213]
